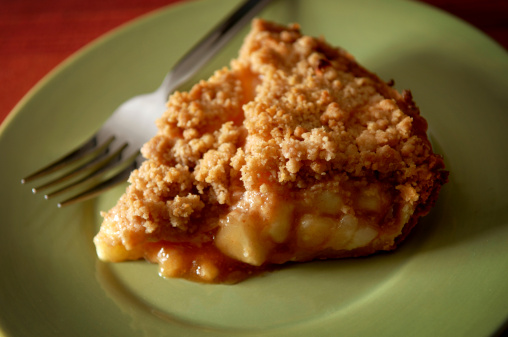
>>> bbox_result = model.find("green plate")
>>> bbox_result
[1,0,508,336]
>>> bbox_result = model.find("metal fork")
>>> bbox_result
[21,0,272,207]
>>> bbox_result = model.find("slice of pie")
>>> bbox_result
[94,19,448,283]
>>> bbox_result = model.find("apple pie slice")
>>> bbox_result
[94,19,448,283]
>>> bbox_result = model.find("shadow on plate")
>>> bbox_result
[374,47,508,252]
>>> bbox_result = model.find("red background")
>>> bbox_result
[1,0,507,125]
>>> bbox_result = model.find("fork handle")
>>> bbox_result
[162,0,273,96]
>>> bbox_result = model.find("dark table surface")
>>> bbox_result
[1,0,507,125]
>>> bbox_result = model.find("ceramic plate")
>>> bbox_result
[1,0,508,336]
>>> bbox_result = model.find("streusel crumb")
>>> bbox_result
[94,19,448,283]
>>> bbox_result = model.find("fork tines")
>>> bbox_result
[21,134,138,207]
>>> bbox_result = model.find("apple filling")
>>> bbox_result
[97,179,415,283]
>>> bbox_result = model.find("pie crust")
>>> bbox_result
[94,19,448,283]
